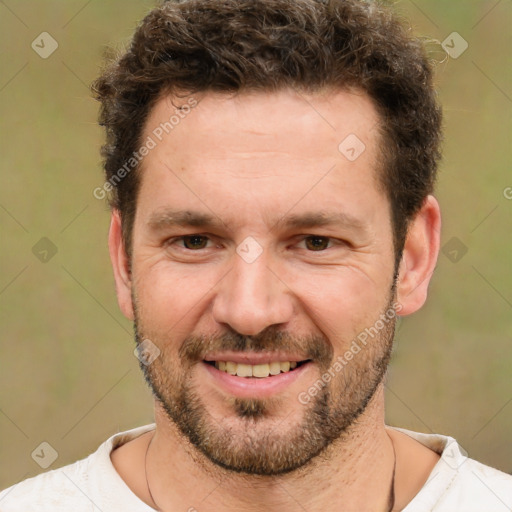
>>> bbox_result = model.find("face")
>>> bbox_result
[126,88,399,475]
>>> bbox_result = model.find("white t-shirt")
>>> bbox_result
[1,424,511,511]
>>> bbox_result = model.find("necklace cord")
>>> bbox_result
[387,432,397,512]
[145,432,160,511]
[145,431,397,512]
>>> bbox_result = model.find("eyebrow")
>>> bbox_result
[275,211,366,231]
[148,209,225,231]
[147,208,367,234]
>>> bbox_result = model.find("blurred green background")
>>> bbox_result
[0,0,511,489]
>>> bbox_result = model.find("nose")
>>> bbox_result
[212,249,294,336]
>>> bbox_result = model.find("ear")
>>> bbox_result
[108,209,134,320]
[396,195,441,316]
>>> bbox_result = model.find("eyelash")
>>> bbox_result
[166,234,341,252]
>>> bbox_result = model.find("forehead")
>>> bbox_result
[143,87,380,160]
[136,88,387,231]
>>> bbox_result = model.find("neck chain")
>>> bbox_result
[144,432,397,512]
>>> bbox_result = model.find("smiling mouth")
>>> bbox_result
[204,360,310,378]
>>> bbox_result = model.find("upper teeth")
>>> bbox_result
[214,361,298,378]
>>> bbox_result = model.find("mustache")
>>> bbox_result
[179,326,333,366]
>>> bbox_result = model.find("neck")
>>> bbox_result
[146,385,396,512]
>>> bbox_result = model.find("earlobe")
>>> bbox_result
[396,195,441,316]
[108,210,135,320]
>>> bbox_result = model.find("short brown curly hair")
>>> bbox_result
[92,0,442,266]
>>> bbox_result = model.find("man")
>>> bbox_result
[1,0,511,510]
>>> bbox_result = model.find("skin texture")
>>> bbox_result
[109,88,441,511]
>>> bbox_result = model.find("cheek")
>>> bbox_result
[289,268,390,343]
[132,250,393,347]
[132,260,222,332]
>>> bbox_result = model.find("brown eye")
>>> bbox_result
[304,236,330,251]
[182,235,209,249]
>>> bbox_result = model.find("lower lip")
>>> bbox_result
[201,361,312,399]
